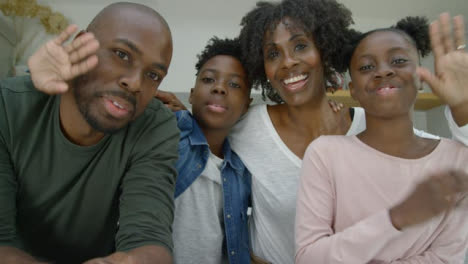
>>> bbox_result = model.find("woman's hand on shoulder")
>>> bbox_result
[154,90,187,112]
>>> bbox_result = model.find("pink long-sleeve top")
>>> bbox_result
[295,136,468,264]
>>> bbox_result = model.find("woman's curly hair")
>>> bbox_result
[340,16,431,71]
[238,0,355,103]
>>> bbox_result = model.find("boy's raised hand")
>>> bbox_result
[417,13,468,126]
[27,24,99,94]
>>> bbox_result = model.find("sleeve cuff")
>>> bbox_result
[445,106,468,146]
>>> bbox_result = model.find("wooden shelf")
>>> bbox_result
[326,90,443,111]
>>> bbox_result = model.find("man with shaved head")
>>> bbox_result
[0,2,178,263]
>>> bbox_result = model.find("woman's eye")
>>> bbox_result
[202,77,214,83]
[147,72,160,82]
[295,44,307,51]
[114,50,129,61]
[358,64,374,71]
[267,50,279,59]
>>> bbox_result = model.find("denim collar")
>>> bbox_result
[177,110,241,171]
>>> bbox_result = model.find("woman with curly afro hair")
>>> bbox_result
[227,1,468,263]
[296,14,468,263]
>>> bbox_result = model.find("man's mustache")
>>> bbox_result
[97,90,137,109]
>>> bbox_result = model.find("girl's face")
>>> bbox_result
[262,18,325,106]
[349,31,421,119]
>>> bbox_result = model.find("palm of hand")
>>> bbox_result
[27,25,99,94]
[29,40,72,92]
[435,52,468,107]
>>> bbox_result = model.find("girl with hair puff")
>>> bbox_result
[295,14,468,264]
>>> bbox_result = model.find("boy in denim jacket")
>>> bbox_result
[167,37,252,264]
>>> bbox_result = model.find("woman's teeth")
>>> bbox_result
[283,74,307,85]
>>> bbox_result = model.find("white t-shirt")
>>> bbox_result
[229,104,439,264]
[172,153,229,264]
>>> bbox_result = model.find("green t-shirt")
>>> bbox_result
[0,76,179,263]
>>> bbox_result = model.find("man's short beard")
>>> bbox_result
[72,77,127,135]
[80,105,123,134]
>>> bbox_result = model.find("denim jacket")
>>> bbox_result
[174,110,251,264]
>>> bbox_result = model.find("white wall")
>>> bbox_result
[2,0,467,136]
[30,0,467,93]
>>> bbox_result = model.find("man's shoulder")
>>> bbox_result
[143,98,175,123]
[125,98,179,145]
[0,75,42,95]
[0,76,53,128]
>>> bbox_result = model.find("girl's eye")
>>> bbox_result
[229,81,241,88]
[295,44,307,51]
[202,77,214,83]
[358,64,374,71]
[115,50,129,61]
[147,72,160,82]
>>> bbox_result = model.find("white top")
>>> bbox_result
[229,104,444,264]
[172,153,229,264]
[296,136,468,264]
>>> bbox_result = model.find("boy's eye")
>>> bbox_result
[202,77,214,83]
[358,64,374,71]
[147,72,160,82]
[114,50,129,61]
[229,81,241,88]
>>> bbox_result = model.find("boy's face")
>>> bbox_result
[190,55,251,131]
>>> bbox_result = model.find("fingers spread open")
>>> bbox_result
[54,24,78,46]
[69,55,98,79]
[64,32,97,54]
[440,13,455,53]
[429,22,444,73]
[416,67,442,96]
[69,38,100,64]
[453,16,466,51]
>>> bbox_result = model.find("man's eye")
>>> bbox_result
[147,72,160,82]
[115,50,129,61]
[392,58,408,65]
[202,77,214,83]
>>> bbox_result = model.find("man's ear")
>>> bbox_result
[188,88,194,105]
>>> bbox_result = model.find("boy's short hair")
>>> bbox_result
[195,37,251,86]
